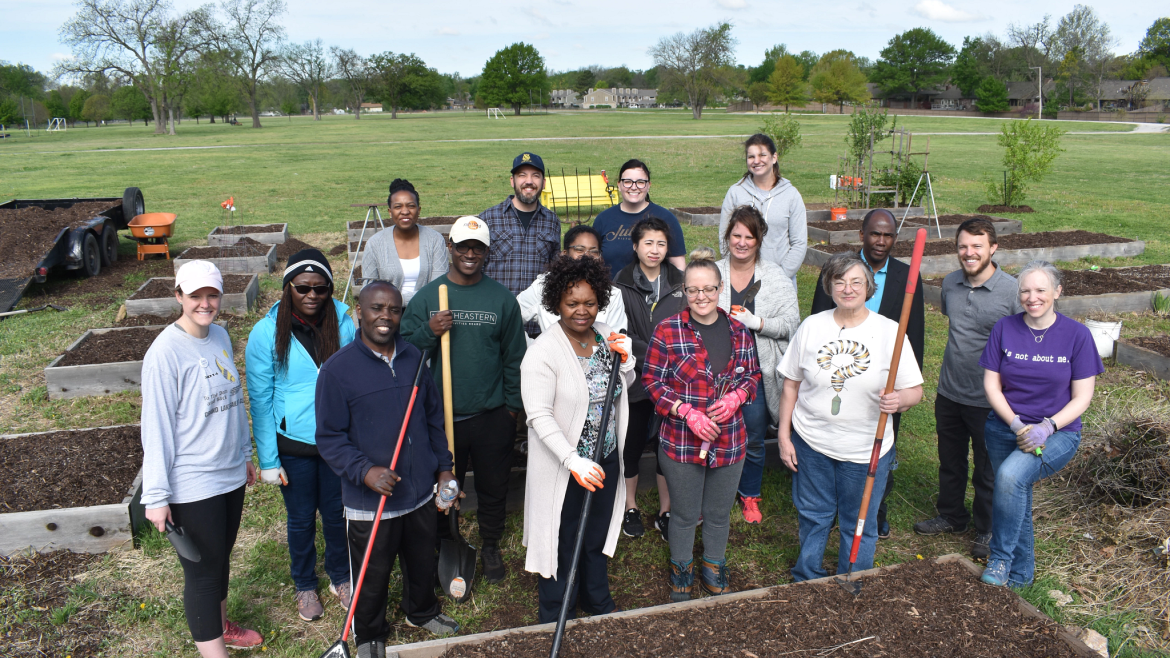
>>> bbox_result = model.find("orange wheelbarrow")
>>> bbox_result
[128,213,177,260]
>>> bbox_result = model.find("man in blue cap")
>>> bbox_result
[479,152,562,338]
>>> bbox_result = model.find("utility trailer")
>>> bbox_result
[0,187,144,313]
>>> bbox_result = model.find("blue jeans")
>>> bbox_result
[279,453,350,592]
[790,431,893,582]
[984,415,1081,587]
[736,390,769,499]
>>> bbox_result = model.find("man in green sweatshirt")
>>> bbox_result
[401,215,527,584]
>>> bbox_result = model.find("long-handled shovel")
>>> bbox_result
[838,228,927,597]
[549,351,623,658]
[318,351,429,658]
[436,284,477,602]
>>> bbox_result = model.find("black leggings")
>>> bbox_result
[169,486,245,642]
[622,399,657,478]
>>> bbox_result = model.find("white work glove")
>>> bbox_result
[606,332,636,374]
[260,467,288,486]
[730,306,763,331]
[565,454,605,492]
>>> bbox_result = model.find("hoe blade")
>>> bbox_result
[317,639,350,658]
[837,574,862,596]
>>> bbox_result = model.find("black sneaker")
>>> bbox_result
[655,512,671,542]
[877,517,891,539]
[913,515,967,536]
[622,508,645,538]
[481,545,506,583]
[972,532,992,559]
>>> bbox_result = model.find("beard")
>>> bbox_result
[962,253,992,278]
[513,183,541,205]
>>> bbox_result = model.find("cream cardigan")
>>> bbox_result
[521,320,632,580]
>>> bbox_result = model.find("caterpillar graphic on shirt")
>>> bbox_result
[816,339,871,415]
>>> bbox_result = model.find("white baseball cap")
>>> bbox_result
[175,260,224,294]
[449,216,490,246]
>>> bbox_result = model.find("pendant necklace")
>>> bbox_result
[1027,320,1054,343]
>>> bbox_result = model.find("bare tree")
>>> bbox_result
[330,46,369,119]
[279,39,332,120]
[650,22,737,119]
[204,0,285,128]
[153,10,209,134]
[1007,16,1056,102]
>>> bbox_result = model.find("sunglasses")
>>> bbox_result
[292,284,332,295]
[453,243,487,255]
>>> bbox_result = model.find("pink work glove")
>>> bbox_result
[707,389,748,424]
[675,402,719,443]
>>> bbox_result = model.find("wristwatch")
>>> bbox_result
[1045,417,1058,430]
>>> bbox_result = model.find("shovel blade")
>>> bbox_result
[316,639,350,658]
[438,512,477,602]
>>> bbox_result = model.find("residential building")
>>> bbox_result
[581,87,658,108]
[549,89,580,107]
[360,103,383,113]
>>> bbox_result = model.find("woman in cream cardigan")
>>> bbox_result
[521,255,636,624]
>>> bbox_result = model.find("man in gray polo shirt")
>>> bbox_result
[914,217,1022,559]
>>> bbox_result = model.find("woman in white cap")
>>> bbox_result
[140,260,262,655]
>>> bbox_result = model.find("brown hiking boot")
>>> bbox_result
[699,556,731,596]
[669,558,694,603]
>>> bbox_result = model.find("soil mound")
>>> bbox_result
[276,237,319,261]
[0,202,121,278]
[1131,336,1170,358]
[180,237,269,259]
[819,230,1130,257]
[0,425,142,511]
[978,204,1034,213]
[56,326,163,366]
[212,223,283,234]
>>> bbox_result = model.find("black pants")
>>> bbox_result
[170,485,245,642]
[538,447,620,624]
[437,405,514,547]
[876,413,900,527]
[622,399,656,478]
[934,394,994,533]
[347,503,441,644]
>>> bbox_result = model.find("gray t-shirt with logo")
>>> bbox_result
[937,265,1023,407]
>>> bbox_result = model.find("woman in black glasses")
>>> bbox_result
[592,159,687,277]
[245,248,356,622]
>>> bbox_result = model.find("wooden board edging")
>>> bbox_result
[174,244,276,274]
[1115,340,1170,381]
[809,216,1021,246]
[208,223,289,246]
[125,274,259,316]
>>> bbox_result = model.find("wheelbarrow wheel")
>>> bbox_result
[80,232,102,277]
[100,223,119,266]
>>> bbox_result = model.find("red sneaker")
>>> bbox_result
[740,496,762,524]
[222,620,263,650]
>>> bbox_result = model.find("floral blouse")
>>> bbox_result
[576,339,622,460]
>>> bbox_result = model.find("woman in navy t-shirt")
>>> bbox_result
[593,159,687,277]
[978,260,1103,587]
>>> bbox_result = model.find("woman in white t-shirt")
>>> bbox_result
[776,253,923,582]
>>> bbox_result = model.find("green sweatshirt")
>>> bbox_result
[401,274,527,416]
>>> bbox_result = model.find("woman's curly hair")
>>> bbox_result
[541,253,612,316]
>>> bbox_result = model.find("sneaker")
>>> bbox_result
[622,508,645,538]
[329,581,352,611]
[356,640,386,658]
[972,532,992,559]
[696,514,704,527]
[481,545,506,584]
[295,590,323,622]
[669,558,694,603]
[913,515,967,536]
[655,512,671,542]
[406,613,460,637]
[699,556,731,596]
[740,496,762,524]
[981,560,1009,586]
[877,517,891,540]
[222,620,263,650]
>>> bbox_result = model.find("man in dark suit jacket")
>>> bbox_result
[810,208,924,539]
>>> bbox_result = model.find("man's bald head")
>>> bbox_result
[861,208,897,233]
[358,280,402,307]
[356,281,403,349]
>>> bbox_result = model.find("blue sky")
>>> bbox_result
[0,0,1160,80]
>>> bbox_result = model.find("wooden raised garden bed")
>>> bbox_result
[0,425,144,556]
[125,273,259,316]
[808,213,1022,245]
[347,216,458,241]
[174,238,276,274]
[207,223,289,246]
[924,264,1170,317]
[805,230,1144,278]
[672,206,721,227]
[384,554,1097,658]
[1115,337,1170,381]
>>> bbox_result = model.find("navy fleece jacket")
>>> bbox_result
[315,332,452,514]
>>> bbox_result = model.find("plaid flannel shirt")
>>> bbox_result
[642,307,762,467]
[479,197,560,334]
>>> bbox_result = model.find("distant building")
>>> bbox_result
[549,89,580,107]
[360,103,383,113]
[581,87,658,108]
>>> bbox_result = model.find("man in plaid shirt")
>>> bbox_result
[478,152,562,338]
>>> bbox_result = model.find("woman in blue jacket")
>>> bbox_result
[245,249,355,623]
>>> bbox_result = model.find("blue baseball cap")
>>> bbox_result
[511,152,544,174]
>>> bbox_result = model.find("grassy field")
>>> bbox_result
[1,110,1169,657]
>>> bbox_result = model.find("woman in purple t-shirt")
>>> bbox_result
[978,261,1103,587]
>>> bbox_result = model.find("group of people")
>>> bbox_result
[137,137,1103,658]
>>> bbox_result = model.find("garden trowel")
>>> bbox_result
[164,520,201,562]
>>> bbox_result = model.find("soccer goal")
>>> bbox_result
[47,117,67,131]
[487,107,506,119]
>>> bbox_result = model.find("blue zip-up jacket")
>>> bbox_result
[245,299,355,470]
[315,332,453,514]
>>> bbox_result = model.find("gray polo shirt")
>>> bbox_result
[937,265,1023,407]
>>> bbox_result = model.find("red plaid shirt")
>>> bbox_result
[642,307,762,467]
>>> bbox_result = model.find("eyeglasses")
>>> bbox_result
[453,243,487,255]
[292,284,332,295]
[832,279,867,291]
[567,245,601,256]
[684,286,719,298]
[620,178,649,190]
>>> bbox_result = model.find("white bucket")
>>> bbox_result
[1084,319,1122,359]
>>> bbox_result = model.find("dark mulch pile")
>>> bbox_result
[0,551,113,658]
[0,425,142,512]
[0,202,121,278]
[329,243,348,255]
[978,204,1035,213]
[808,214,1004,232]
[129,274,252,300]
[55,326,163,366]
[116,312,181,327]
[443,561,1077,658]
[211,223,284,234]
[419,215,459,226]
[20,256,174,306]
[349,217,458,229]
[675,206,720,214]
[818,230,1131,257]
[179,237,270,259]
[1130,336,1170,357]
[276,237,319,261]
[927,265,1170,297]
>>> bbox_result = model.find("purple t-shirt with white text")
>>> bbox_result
[978,313,1103,432]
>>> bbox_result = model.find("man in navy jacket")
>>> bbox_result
[316,281,459,655]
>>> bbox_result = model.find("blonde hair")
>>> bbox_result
[685,246,721,283]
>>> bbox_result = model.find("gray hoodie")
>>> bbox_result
[719,176,808,279]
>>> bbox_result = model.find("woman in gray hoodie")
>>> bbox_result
[719,134,808,290]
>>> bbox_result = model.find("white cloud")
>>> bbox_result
[530,8,555,26]
[912,0,982,22]
[716,0,747,7]
[49,53,73,61]
[435,27,459,36]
